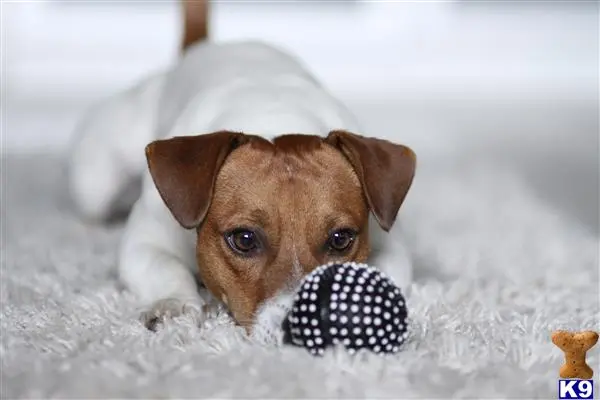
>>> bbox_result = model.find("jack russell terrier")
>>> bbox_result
[67,1,416,338]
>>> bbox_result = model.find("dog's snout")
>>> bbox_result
[278,243,320,291]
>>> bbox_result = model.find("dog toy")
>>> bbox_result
[282,262,409,356]
[552,330,599,379]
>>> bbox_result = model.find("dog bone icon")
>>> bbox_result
[552,330,599,379]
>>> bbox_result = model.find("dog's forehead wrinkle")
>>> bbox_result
[276,150,341,182]
[233,135,354,182]
[281,155,298,179]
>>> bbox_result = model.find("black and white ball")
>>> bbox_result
[282,262,409,356]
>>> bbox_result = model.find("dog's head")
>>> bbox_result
[145,130,416,330]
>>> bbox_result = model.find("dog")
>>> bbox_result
[67,1,416,337]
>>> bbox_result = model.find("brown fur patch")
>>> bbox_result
[196,135,370,328]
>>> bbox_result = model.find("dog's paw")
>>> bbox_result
[139,298,206,331]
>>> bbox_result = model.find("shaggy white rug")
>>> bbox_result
[1,153,598,399]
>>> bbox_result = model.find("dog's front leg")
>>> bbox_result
[119,188,207,330]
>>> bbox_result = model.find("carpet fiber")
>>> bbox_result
[1,154,598,398]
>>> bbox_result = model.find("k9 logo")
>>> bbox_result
[558,380,594,399]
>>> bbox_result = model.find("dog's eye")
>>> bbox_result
[327,229,356,252]
[226,229,261,255]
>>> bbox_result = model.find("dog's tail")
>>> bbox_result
[181,0,210,51]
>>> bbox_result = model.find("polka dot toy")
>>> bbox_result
[282,262,409,356]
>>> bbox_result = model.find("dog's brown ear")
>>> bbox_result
[145,131,251,229]
[325,130,416,232]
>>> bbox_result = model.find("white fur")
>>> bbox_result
[68,40,413,330]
